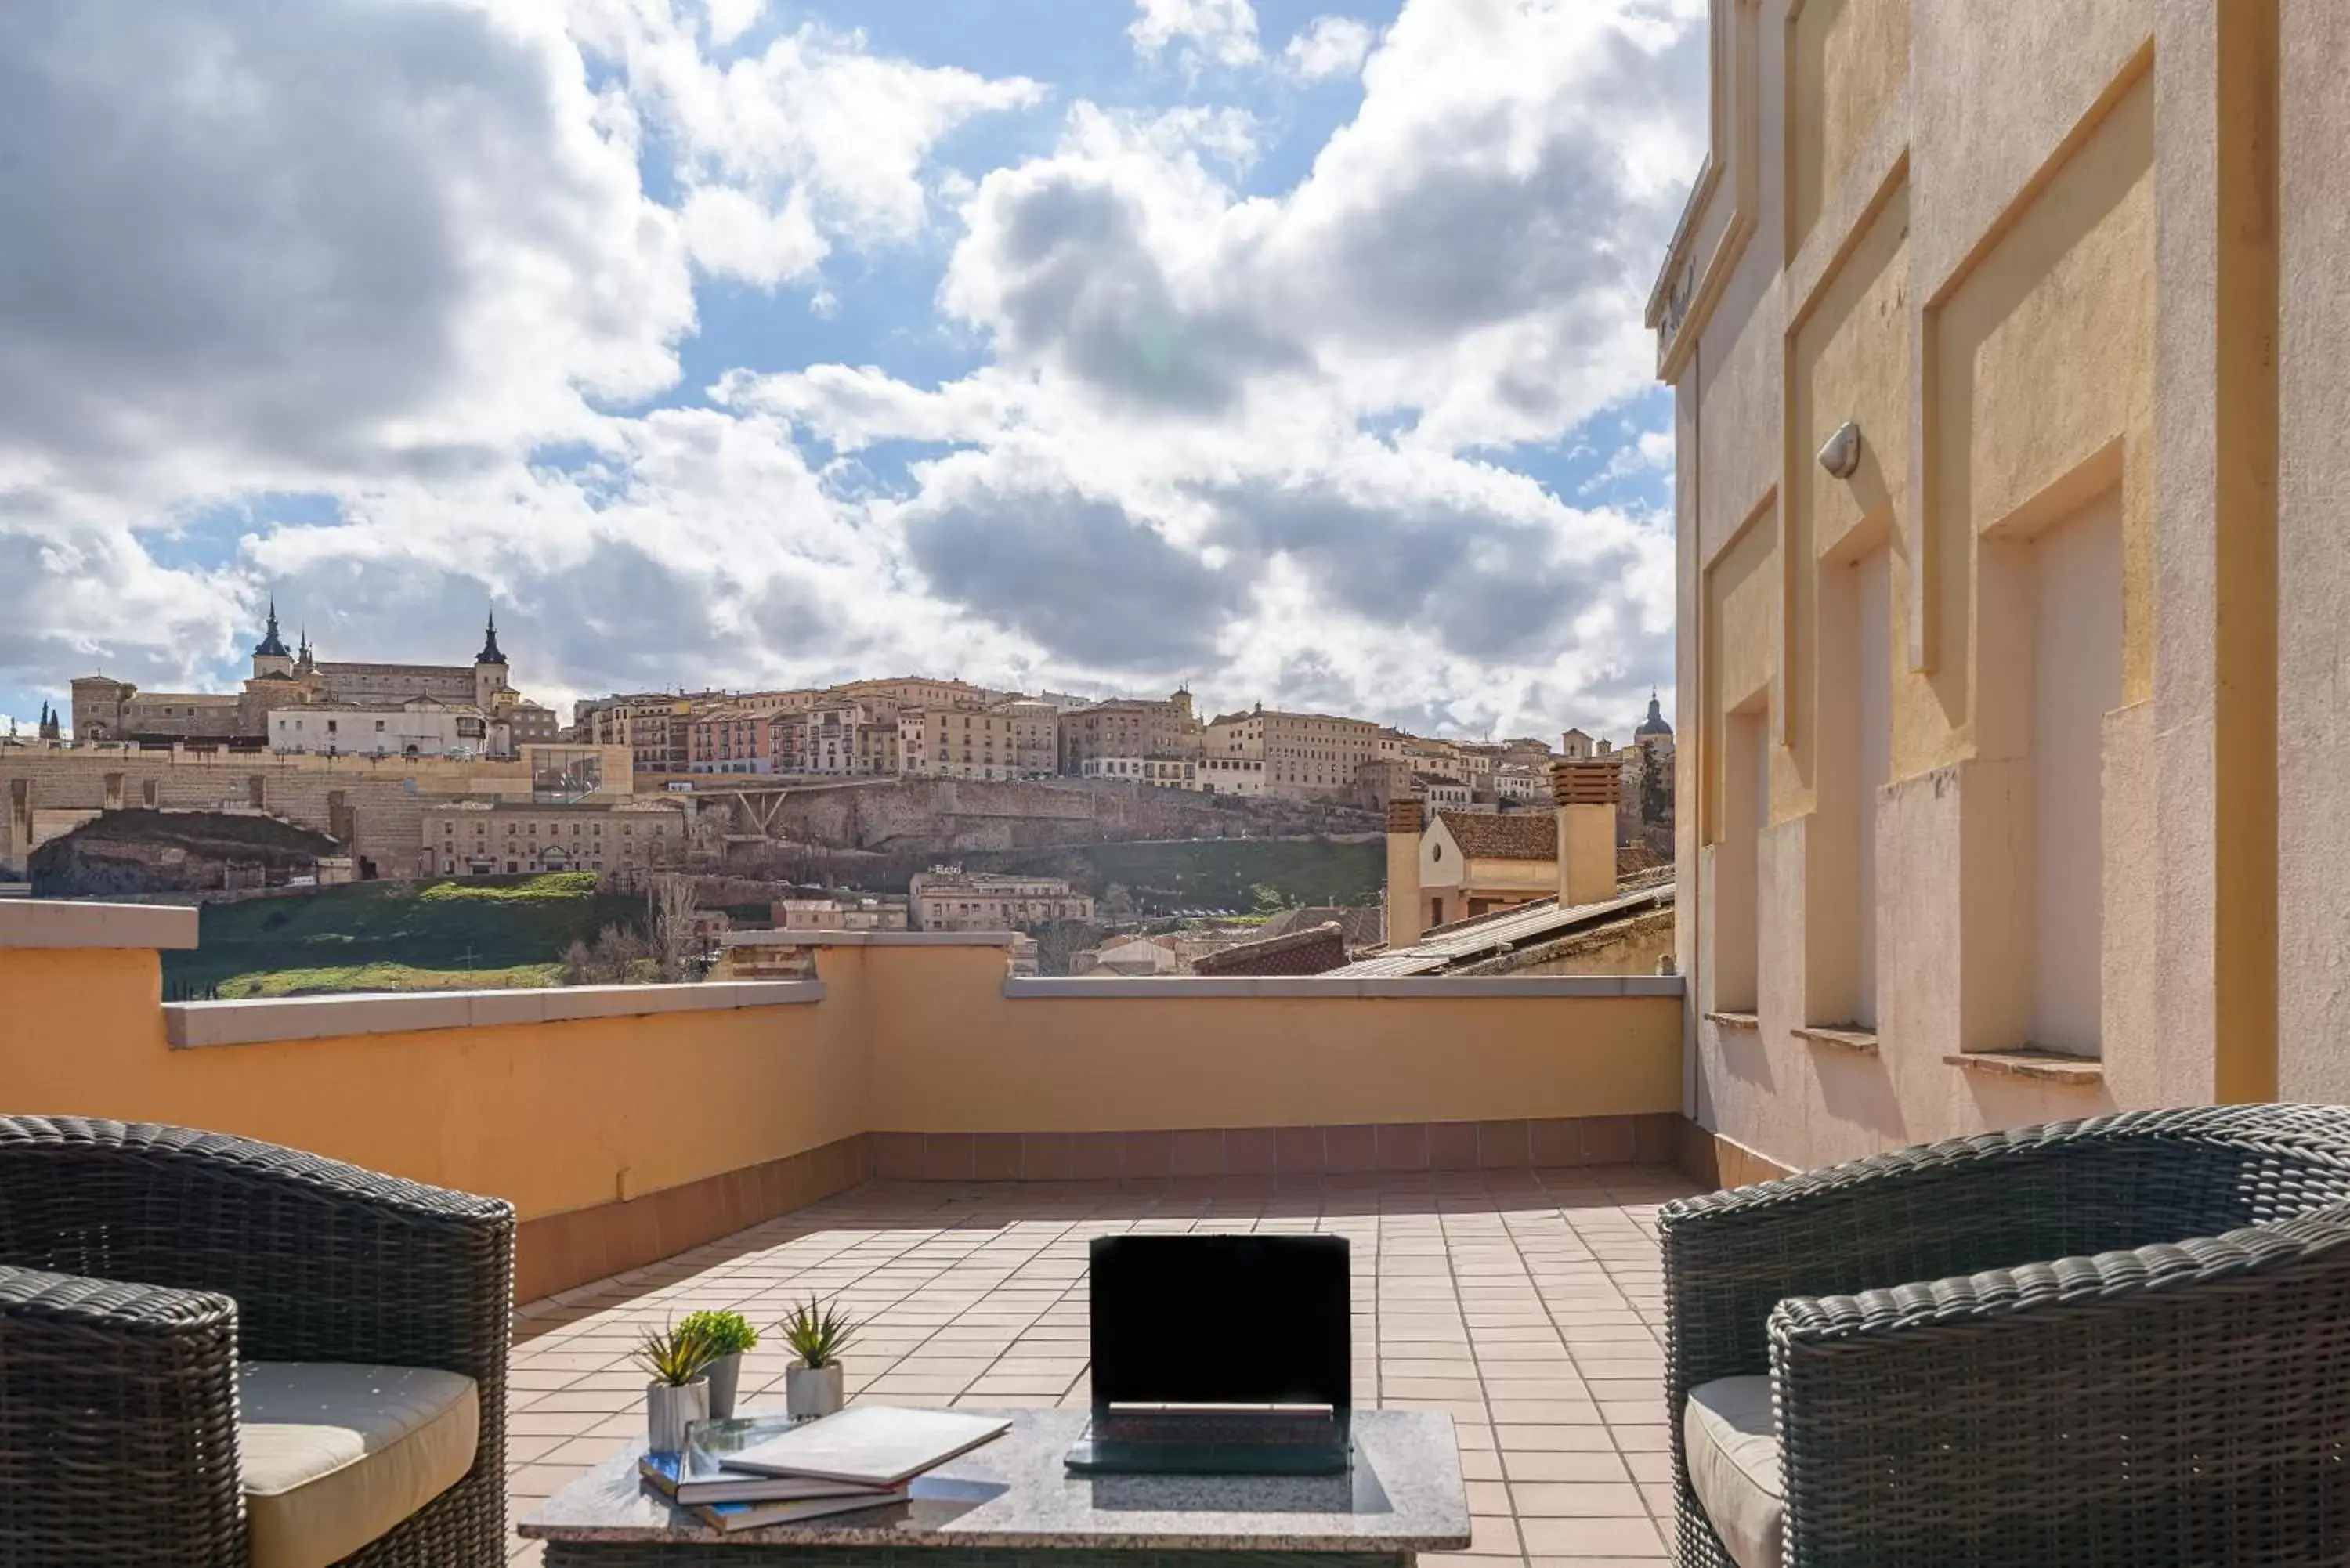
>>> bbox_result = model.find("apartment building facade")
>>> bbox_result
[803,701,897,776]
[901,707,1024,782]
[1663,0,2350,1177]
[992,699,1061,778]
[686,710,768,774]
[1058,690,1202,774]
[1263,709,1381,797]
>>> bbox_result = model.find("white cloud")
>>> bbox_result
[1582,425,1676,492]
[569,6,1044,248]
[1280,16,1372,81]
[701,0,765,48]
[1129,0,1260,69]
[679,183,828,287]
[712,365,1014,452]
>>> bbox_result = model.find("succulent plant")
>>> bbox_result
[779,1295,859,1370]
[632,1318,720,1386]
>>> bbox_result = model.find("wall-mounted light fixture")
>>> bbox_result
[1817,421,1862,480]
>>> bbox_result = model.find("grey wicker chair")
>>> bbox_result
[0,1116,515,1566]
[1660,1104,2350,1567]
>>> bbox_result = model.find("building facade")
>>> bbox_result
[1198,754,1264,796]
[1059,690,1202,774]
[687,710,769,774]
[900,707,1022,781]
[268,699,493,758]
[1419,809,1561,929]
[421,799,685,877]
[992,699,1062,778]
[1076,756,1198,789]
[1661,0,2350,1177]
[908,867,1094,930]
[771,895,909,932]
[1204,706,1380,799]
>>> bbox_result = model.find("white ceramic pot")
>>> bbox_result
[785,1362,844,1419]
[706,1353,743,1420]
[646,1378,710,1454]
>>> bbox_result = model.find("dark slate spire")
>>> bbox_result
[252,595,290,659]
[475,609,506,666]
[1635,687,1672,739]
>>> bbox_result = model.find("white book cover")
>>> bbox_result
[721,1406,1012,1486]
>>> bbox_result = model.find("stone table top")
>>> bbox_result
[519,1408,1470,1553]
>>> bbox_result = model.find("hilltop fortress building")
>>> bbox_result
[70,603,555,757]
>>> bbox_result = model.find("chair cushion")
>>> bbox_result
[237,1361,479,1568]
[1684,1375,1782,1568]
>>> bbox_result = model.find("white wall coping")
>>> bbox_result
[0,900,200,952]
[1001,974,1687,1000]
[164,979,825,1049]
[720,930,1017,948]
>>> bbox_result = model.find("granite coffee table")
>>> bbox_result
[519,1408,1470,1567]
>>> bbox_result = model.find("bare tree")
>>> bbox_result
[648,872,701,981]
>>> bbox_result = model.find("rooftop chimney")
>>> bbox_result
[1552,759,1621,909]
[1385,796,1426,948]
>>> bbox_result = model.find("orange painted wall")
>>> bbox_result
[0,940,1681,1221]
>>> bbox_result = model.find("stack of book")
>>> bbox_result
[640,1405,1011,1534]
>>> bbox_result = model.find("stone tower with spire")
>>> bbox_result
[251,597,294,680]
[472,609,510,711]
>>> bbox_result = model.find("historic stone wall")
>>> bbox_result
[1,752,428,877]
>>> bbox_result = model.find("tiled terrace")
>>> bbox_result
[506,1164,1699,1566]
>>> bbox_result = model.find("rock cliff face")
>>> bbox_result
[29,811,345,897]
[725,777,1376,854]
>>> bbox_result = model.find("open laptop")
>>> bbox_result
[1065,1234,1351,1476]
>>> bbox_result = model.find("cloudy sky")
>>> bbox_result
[1,0,1702,742]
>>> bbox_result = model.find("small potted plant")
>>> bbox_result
[780,1295,859,1419]
[634,1318,718,1454]
[678,1309,759,1421]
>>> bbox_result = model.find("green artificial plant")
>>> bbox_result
[678,1309,759,1358]
[779,1295,859,1370]
[631,1318,720,1386]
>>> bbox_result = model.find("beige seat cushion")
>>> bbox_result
[238,1362,479,1568]
[1684,1375,1783,1568]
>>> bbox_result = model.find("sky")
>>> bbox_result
[0,0,1705,743]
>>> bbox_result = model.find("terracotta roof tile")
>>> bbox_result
[1189,923,1350,977]
[1436,809,1557,862]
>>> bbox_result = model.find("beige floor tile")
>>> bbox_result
[1503,1451,1632,1483]
[1509,1482,1648,1516]
[1496,1424,1620,1452]
[1516,1516,1668,1557]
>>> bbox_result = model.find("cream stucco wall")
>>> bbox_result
[2276,0,2350,1103]
[1661,0,2309,1173]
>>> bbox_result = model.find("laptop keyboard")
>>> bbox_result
[1093,1411,1341,1447]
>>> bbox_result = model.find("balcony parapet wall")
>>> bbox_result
[0,909,1684,1302]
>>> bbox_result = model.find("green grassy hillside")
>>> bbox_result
[164,873,648,998]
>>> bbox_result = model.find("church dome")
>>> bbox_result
[1635,688,1672,739]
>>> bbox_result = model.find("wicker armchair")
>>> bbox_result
[0,1116,515,1566]
[1660,1104,2350,1567]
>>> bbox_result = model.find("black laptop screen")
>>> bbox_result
[1088,1234,1350,1410]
